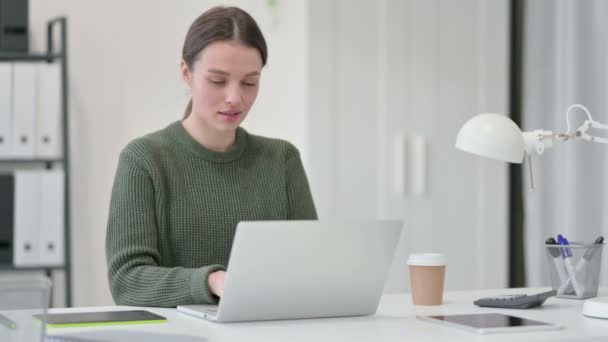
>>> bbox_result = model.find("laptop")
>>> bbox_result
[177,220,403,323]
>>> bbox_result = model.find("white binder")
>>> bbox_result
[38,169,65,266]
[36,63,62,159]
[0,63,12,158]
[12,63,37,158]
[13,171,41,267]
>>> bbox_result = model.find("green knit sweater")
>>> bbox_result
[105,121,317,307]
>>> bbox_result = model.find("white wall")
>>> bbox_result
[307,0,509,292]
[30,0,310,306]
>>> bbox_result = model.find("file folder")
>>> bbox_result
[12,63,37,158]
[13,170,41,266]
[36,63,62,159]
[38,169,64,266]
[0,63,12,158]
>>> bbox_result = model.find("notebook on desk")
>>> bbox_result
[45,330,204,342]
[178,220,403,323]
[34,310,166,328]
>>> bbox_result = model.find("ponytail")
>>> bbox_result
[183,98,193,119]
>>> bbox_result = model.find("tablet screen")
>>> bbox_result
[418,313,559,334]
[428,313,550,328]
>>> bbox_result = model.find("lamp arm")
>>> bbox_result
[524,107,608,155]
[576,120,608,144]
[563,104,608,144]
[521,109,608,192]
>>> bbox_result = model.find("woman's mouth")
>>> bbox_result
[218,110,242,121]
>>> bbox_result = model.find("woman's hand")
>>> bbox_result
[208,270,226,297]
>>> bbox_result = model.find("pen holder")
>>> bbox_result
[545,242,604,299]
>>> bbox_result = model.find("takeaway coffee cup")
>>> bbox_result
[408,253,446,305]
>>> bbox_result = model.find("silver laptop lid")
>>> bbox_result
[217,220,403,322]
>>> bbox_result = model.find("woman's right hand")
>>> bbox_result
[208,270,226,297]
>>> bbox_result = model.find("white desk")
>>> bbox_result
[47,288,608,341]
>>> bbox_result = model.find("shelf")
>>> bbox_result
[0,53,62,62]
[0,159,64,163]
[0,264,65,271]
[1,17,72,307]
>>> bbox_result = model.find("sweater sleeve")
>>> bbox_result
[105,150,224,307]
[285,146,318,220]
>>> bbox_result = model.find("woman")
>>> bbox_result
[106,6,317,307]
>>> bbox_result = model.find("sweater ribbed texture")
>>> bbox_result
[106,121,317,307]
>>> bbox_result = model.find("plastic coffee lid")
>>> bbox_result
[407,253,446,266]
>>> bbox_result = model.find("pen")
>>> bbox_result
[0,313,17,330]
[575,236,604,274]
[546,237,570,294]
[558,234,584,297]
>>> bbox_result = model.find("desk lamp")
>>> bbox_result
[454,104,608,318]
[455,104,608,189]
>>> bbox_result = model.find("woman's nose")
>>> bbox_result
[225,84,243,106]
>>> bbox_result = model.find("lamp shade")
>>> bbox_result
[455,113,525,164]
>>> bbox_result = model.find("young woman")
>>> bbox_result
[106,6,317,307]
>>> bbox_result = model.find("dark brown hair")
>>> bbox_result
[182,6,268,119]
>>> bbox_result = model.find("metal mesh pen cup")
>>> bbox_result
[545,242,604,299]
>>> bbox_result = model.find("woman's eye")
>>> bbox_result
[208,79,225,85]
[242,81,257,87]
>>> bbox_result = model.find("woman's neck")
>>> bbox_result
[181,114,236,152]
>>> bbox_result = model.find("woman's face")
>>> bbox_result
[182,40,262,134]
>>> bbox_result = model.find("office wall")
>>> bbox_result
[308,0,509,292]
[30,0,309,306]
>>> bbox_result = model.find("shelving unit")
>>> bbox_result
[0,17,71,307]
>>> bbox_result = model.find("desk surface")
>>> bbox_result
[48,288,608,342]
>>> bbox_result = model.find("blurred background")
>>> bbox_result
[0,0,606,308]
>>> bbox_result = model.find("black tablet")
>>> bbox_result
[417,313,562,334]
[34,310,166,328]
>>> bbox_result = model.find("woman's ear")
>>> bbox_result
[181,60,193,87]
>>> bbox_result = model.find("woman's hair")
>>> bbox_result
[182,6,268,119]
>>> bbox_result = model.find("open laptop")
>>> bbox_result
[177,220,403,323]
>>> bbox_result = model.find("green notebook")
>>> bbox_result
[33,310,167,328]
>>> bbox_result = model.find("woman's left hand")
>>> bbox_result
[208,270,226,297]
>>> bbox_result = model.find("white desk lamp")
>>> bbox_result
[455,104,608,318]
[455,104,608,189]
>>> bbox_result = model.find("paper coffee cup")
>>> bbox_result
[408,253,446,306]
